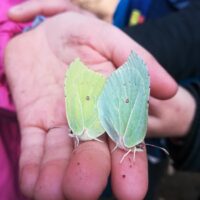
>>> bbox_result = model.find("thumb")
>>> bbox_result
[106,29,178,100]
[8,0,77,22]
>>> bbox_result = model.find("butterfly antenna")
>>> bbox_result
[145,143,169,155]
[92,137,104,143]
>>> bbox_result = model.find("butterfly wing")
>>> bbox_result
[98,52,150,149]
[65,59,106,140]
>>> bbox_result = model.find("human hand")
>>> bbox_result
[8,0,94,22]
[5,12,177,200]
[148,86,196,138]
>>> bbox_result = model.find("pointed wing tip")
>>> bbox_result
[66,57,87,77]
[69,57,82,68]
[128,51,147,67]
[127,51,150,83]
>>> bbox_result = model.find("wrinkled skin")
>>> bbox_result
[5,12,177,200]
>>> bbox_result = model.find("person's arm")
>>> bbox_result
[168,80,200,171]
[147,80,200,172]
[124,1,200,81]
[125,2,200,171]
[148,80,200,172]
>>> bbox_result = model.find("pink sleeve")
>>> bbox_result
[0,0,28,111]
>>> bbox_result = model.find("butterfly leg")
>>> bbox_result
[74,135,80,148]
[111,144,118,153]
[120,149,132,163]
[133,147,137,162]
[68,133,80,148]
[91,137,104,143]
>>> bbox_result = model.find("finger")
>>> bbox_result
[20,127,45,198]
[89,62,116,77]
[34,126,73,200]
[9,1,43,22]
[108,33,178,100]
[109,141,148,200]
[63,139,111,200]
[147,116,163,137]
[148,97,160,116]
[147,98,166,137]
[8,0,75,22]
[78,16,178,99]
[44,11,177,99]
[41,11,177,100]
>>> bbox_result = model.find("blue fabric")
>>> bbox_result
[113,0,152,28]
[113,0,132,28]
[169,0,190,9]
[23,15,46,32]
[131,0,152,15]
[113,0,191,27]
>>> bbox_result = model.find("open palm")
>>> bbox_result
[5,12,177,200]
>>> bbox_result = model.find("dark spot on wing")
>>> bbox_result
[77,162,80,166]
[86,96,90,101]
[125,98,129,103]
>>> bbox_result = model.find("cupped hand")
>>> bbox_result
[5,12,177,200]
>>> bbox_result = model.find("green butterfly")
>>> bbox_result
[97,52,150,161]
[65,53,167,162]
[64,59,106,145]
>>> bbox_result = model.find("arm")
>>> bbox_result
[125,2,200,171]
[169,80,200,171]
[148,81,200,172]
